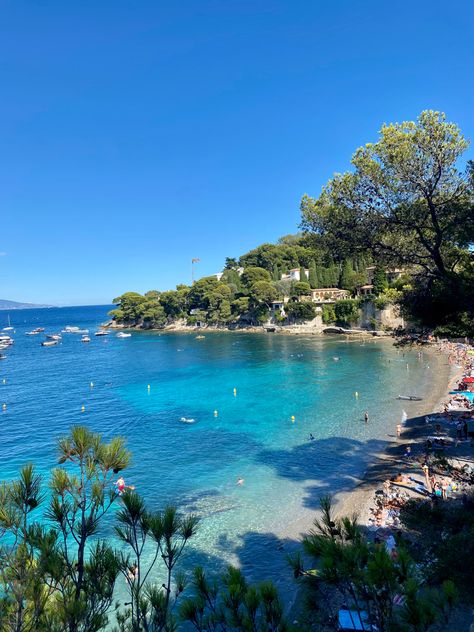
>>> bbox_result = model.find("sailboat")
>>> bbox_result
[3,314,14,331]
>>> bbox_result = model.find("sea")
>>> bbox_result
[0,305,444,599]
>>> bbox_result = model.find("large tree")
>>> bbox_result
[301,111,474,280]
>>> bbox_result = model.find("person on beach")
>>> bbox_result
[441,479,448,500]
[404,446,411,459]
[396,424,402,438]
[364,411,369,423]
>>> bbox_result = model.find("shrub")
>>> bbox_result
[334,299,360,324]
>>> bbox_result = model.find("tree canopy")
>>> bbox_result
[301,111,474,280]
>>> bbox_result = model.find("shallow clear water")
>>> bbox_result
[0,306,443,591]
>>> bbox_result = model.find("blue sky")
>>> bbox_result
[1,0,473,305]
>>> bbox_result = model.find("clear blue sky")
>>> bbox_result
[1,0,473,305]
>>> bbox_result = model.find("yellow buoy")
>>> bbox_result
[291,415,295,423]
[81,405,85,413]
[214,409,218,417]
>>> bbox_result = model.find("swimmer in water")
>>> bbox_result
[236,477,244,486]
[364,411,369,423]
[309,433,315,441]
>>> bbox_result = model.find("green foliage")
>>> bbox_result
[308,261,318,288]
[114,492,198,631]
[240,266,271,289]
[292,281,311,296]
[374,288,403,310]
[239,242,321,274]
[372,266,388,295]
[249,281,277,307]
[334,299,360,325]
[321,304,336,324]
[291,495,457,632]
[179,566,291,631]
[285,302,316,322]
[301,110,474,332]
[110,292,147,324]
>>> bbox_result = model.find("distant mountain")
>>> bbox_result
[0,299,53,310]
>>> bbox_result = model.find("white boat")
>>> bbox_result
[81,336,91,343]
[62,326,80,333]
[0,353,6,360]
[0,335,14,346]
[46,334,62,340]
[73,329,89,334]
[95,330,109,336]
[26,331,40,336]
[3,315,13,331]
[41,340,58,347]
[116,332,132,338]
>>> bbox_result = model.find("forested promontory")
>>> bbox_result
[111,111,474,337]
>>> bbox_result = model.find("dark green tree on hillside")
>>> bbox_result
[372,265,389,295]
[308,261,318,288]
[240,267,271,289]
[301,110,474,279]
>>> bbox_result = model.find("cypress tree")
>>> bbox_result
[272,264,280,282]
[299,266,307,282]
[308,261,318,288]
[373,266,388,295]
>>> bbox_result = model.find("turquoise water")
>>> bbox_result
[0,306,442,592]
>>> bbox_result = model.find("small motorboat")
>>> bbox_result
[0,353,6,360]
[95,330,109,336]
[180,417,196,423]
[397,395,423,401]
[46,334,62,340]
[73,329,89,335]
[81,335,91,343]
[62,326,80,333]
[0,335,14,346]
[41,340,58,347]
[3,327,14,331]
[116,332,132,338]
[195,335,205,340]
[26,330,40,336]
[35,327,45,332]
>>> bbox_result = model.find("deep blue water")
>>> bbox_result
[0,305,444,593]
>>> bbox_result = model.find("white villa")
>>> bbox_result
[280,268,309,282]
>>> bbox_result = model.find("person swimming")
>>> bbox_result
[236,477,244,486]
[309,433,315,441]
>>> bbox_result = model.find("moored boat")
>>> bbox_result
[46,334,62,340]
[0,335,14,346]
[116,332,132,338]
[41,340,58,347]
[81,335,91,343]
[397,395,423,401]
[95,330,109,336]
